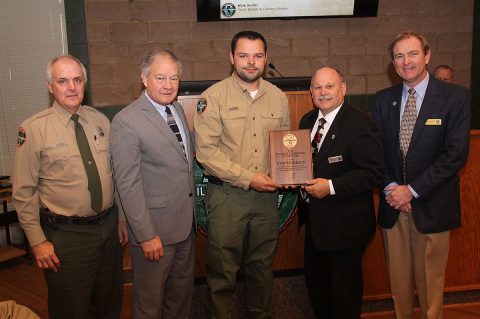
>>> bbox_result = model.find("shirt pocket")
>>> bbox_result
[261,107,283,131]
[42,144,79,180]
[92,137,112,174]
[221,106,248,136]
[146,195,167,209]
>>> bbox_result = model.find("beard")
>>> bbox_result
[234,66,264,83]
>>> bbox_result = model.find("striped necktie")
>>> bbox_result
[312,118,327,155]
[165,106,186,157]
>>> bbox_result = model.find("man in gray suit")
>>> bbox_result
[110,50,195,318]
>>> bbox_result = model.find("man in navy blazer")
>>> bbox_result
[371,31,471,319]
[300,67,384,319]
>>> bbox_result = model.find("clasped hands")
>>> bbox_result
[384,184,413,213]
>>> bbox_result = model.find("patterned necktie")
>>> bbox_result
[312,118,327,155]
[165,106,186,156]
[71,113,103,213]
[399,88,417,159]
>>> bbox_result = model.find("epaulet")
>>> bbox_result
[82,105,109,120]
[22,107,54,126]
[82,105,99,112]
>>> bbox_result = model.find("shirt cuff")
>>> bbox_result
[328,179,335,195]
[384,182,399,195]
[407,185,419,199]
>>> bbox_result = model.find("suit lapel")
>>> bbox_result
[410,79,439,148]
[390,85,403,144]
[315,105,345,164]
[139,95,187,162]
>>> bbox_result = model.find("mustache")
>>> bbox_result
[317,95,333,101]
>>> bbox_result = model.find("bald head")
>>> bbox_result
[433,65,453,83]
[310,67,346,116]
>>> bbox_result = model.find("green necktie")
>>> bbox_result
[71,113,103,213]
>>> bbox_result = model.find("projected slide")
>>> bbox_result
[220,0,354,19]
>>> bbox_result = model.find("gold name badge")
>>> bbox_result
[425,119,442,125]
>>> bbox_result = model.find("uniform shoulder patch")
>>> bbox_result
[17,127,26,146]
[197,98,207,114]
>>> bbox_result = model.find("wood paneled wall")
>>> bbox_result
[124,92,480,300]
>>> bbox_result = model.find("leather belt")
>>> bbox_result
[40,206,113,225]
[206,175,224,186]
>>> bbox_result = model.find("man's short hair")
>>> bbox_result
[433,64,453,73]
[231,31,267,54]
[47,54,87,84]
[141,49,183,77]
[388,30,430,60]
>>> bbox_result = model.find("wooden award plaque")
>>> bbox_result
[269,129,312,185]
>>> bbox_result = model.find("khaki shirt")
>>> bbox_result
[12,102,115,246]
[194,74,290,190]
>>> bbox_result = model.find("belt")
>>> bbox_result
[206,175,224,186]
[40,206,113,225]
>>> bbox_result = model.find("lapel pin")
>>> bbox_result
[331,134,335,139]
[392,101,397,106]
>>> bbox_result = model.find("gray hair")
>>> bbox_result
[141,49,183,77]
[46,54,87,84]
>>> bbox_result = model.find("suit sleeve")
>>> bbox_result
[332,119,385,200]
[371,94,396,189]
[409,87,471,199]
[110,114,157,243]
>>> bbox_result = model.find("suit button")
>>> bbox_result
[189,193,193,197]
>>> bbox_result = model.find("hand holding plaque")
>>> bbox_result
[269,129,312,185]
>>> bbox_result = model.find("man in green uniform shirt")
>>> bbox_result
[194,31,290,318]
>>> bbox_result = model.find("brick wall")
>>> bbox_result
[85,0,474,106]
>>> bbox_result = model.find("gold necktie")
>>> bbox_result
[399,88,417,158]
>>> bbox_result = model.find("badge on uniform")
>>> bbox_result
[197,98,207,114]
[328,155,343,163]
[17,127,26,146]
[425,119,442,126]
[97,126,104,137]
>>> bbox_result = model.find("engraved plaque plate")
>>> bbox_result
[269,129,312,185]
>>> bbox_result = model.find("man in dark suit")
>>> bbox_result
[371,31,471,319]
[110,50,195,318]
[300,66,384,319]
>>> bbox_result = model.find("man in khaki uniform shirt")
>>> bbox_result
[194,31,290,318]
[12,55,127,319]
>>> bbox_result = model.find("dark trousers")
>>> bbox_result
[42,210,123,319]
[304,225,365,319]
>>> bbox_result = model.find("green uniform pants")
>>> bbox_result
[206,182,279,319]
[41,210,123,319]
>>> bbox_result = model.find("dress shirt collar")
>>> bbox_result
[53,102,87,127]
[144,90,169,113]
[402,72,429,100]
[315,102,343,124]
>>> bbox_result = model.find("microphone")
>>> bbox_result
[268,63,285,77]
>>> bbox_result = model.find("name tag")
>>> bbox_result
[328,155,343,163]
[425,119,442,125]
